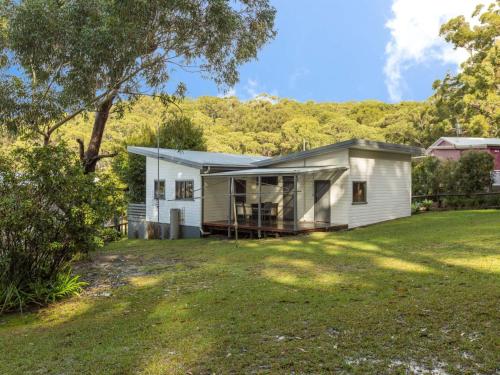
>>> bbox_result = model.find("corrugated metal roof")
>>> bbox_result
[128,146,269,169]
[254,139,424,167]
[436,137,500,148]
[202,165,348,177]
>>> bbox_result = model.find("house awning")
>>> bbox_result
[202,165,348,177]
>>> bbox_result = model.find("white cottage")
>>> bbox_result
[128,139,423,239]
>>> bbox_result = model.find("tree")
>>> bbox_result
[280,117,331,153]
[0,0,276,172]
[431,2,499,137]
[113,116,206,202]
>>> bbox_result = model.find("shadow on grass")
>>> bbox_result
[1,210,499,374]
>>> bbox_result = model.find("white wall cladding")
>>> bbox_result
[145,157,201,227]
[203,177,229,222]
[275,149,350,225]
[145,147,412,232]
[348,149,412,228]
[274,149,349,168]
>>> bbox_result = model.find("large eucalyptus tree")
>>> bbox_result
[0,0,276,172]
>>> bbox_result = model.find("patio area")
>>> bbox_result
[201,166,348,237]
[203,218,347,236]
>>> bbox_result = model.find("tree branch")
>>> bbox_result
[90,152,118,163]
[76,138,85,161]
[45,53,169,137]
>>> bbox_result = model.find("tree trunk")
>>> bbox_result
[83,96,115,173]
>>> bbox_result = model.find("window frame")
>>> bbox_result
[261,176,278,186]
[154,179,166,200]
[352,181,367,204]
[234,179,247,204]
[175,180,194,201]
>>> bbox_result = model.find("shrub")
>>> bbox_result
[0,144,122,313]
[455,151,494,194]
[420,199,433,211]
[99,227,123,243]
[411,202,421,214]
[0,270,86,312]
[437,159,458,193]
[412,157,441,195]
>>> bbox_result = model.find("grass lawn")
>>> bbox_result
[1,210,499,374]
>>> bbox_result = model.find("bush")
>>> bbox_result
[0,144,122,313]
[455,151,494,194]
[420,199,433,211]
[99,227,123,243]
[411,202,421,214]
[412,157,440,195]
[0,270,86,312]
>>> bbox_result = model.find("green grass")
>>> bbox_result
[1,210,499,374]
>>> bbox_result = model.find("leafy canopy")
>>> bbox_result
[432,1,500,137]
[0,0,276,170]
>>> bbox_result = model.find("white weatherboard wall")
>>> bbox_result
[274,149,350,225]
[348,149,411,228]
[145,157,201,228]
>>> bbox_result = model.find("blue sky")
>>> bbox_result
[172,0,482,103]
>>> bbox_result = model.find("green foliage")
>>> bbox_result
[0,0,276,171]
[412,157,441,195]
[280,116,330,153]
[442,194,500,210]
[99,227,123,244]
[413,152,494,196]
[420,199,433,211]
[0,143,122,312]
[432,2,499,137]
[1,270,86,313]
[49,96,431,160]
[112,116,206,203]
[454,151,494,194]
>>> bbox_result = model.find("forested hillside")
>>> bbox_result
[46,96,439,159]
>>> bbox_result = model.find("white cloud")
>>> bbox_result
[384,0,482,102]
[244,78,259,98]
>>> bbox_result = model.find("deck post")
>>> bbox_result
[257,175,262,238]
[227,178,232,238]
[293,174,298,232]
[231,177,238,241]
[200,175,204,233]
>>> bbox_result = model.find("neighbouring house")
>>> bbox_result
[426,137,500,186]
[127,139,424,239]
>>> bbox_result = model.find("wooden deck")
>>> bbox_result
[203,219,347,236]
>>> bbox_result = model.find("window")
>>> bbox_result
[261,176,278,186]
[235,179,246,203]
[175,180,194,200]
[154,180,165,200]
[352,181,367,204]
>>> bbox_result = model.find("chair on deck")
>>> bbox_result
[236,203,249,223]
[261,202,277,223]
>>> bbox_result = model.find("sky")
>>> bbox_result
[172,0,483,103]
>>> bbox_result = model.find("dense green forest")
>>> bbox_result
[41,97,444,157]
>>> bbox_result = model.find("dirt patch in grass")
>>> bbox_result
[73,253,199,296]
